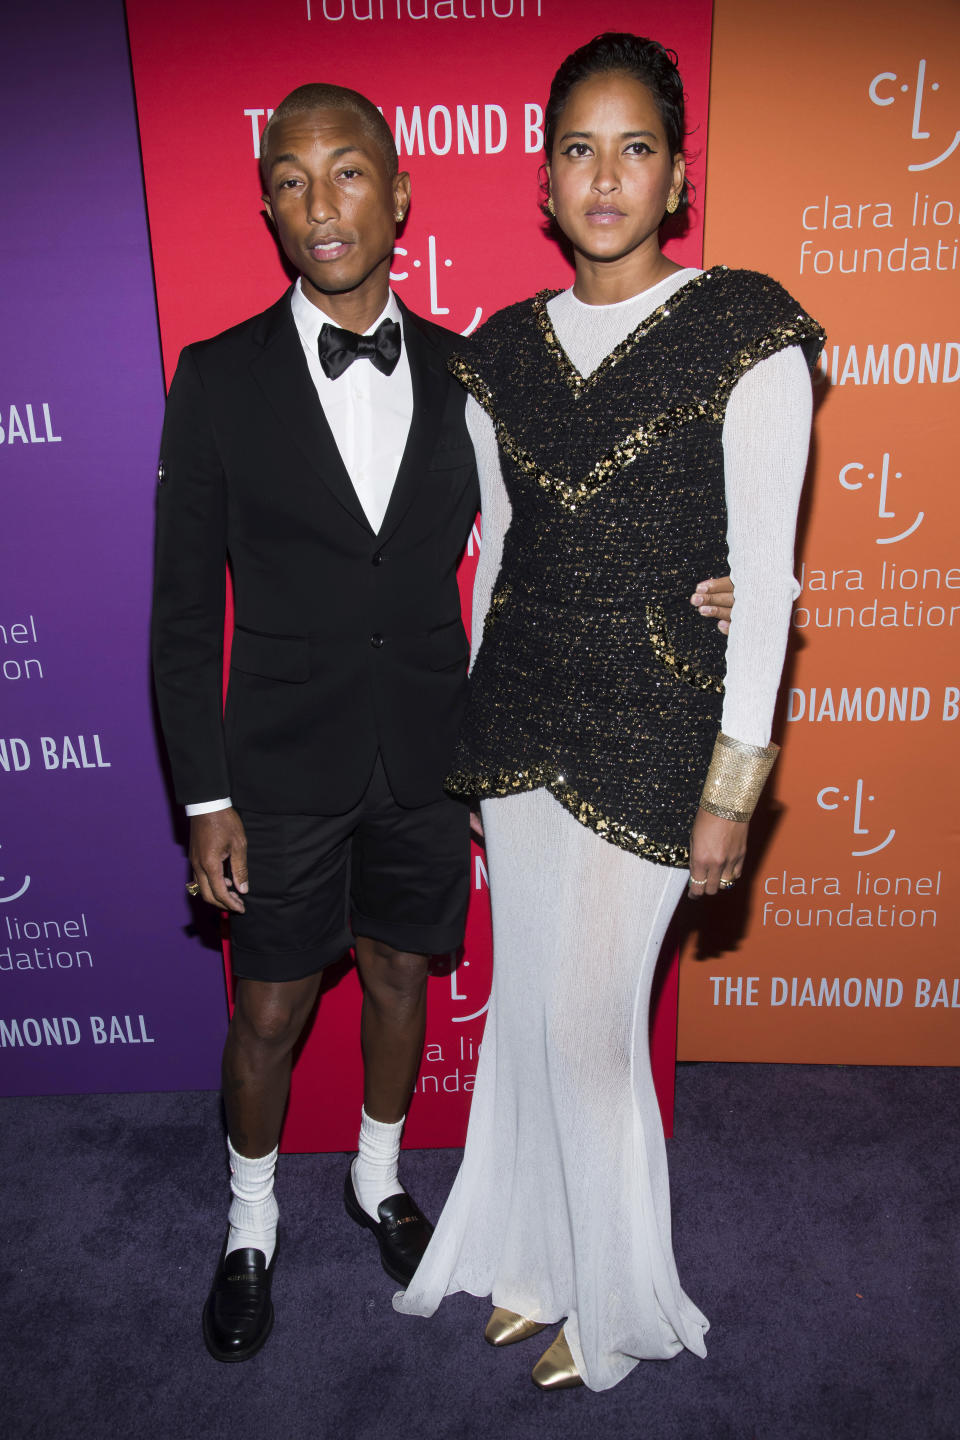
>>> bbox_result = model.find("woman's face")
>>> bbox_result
[547,71,684,269]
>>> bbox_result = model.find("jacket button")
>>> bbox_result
[372,550,384,566]
[370,633,384,648]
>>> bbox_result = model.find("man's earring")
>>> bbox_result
[547,196,556,217]
[665,192,680,215]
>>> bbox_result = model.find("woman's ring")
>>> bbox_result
[186,881,200,897]
[689,876,707,887]
[719,879,736,890]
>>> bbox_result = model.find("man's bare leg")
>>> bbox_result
[222,973,324,1155]
[350,937,429,1215]
[203,971,325,1362]
[219,972,323,1263]
[345,937,434,1279]
[355,937,429,1121]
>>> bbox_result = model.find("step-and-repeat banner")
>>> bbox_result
[123,0,712,1149]
[4,0,954,1133]
[679,0,959,1063]
[0,0,227,1095]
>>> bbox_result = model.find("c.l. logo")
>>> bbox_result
[838,451,924,544]
[869,59,960,171]
[0,842,31,903]
[816,780,897,856]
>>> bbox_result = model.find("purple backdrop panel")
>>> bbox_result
[0,0,226,1093]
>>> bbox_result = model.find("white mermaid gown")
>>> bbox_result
[394,270,813,1391]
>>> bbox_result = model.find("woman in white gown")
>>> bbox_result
[395,33,823,1392]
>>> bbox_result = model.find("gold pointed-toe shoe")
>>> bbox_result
[484,1307,548,1347]
[531,1328,584,1390]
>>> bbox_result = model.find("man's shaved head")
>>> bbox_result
[259,83,398,180]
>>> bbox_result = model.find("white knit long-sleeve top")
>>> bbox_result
[466,268,813,748]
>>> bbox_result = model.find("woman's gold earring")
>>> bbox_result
[665,192,680,215]
[547,197,556,217]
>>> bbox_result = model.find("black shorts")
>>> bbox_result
[229,755,470,984]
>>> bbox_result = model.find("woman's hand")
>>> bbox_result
[687,807,747,898]
[690,576,735,634]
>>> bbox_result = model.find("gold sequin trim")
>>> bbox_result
[446,765,691,867]
[533,268,729,397]
[449,274,825,518]
[712,317,826,407]
[644,603,725,694]
[449,356,725,515]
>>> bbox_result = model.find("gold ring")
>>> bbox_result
[719,879,736,890]
[186,882,200,897]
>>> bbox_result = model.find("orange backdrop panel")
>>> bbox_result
[679,0,960,1064]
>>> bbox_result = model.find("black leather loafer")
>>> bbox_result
[201,1239,276,1362]
[343,1163,434,1286]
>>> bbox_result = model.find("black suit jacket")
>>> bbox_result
[151,290,479,814]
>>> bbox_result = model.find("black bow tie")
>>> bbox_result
[317,317,402,380]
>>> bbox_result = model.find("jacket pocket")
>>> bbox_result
[230,626,310,683]
[429,444,475,471]
[429,618,469,670]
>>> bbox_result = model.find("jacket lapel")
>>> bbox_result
[249,290,373,533]
[376,298,447,544]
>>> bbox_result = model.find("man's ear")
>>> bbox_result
[262,194,276,228]
[393,171,411,223]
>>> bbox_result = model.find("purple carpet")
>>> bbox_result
[2,1062,957,1439]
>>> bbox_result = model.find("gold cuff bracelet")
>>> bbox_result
[698,732,780,823]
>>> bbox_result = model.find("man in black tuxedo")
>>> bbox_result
[153,83,481,1363]
[152,82,734,1364]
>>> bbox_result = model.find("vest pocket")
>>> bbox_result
[644,602,725,694]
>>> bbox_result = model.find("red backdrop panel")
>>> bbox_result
[126,0,714,1148]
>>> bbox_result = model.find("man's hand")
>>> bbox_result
[189,808,249,913]
[687,808,747,899]
[690,576,734,634]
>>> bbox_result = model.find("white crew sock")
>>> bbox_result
[352,1107,405,1219]
[226,1138,279,1264]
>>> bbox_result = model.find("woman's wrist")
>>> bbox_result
[699,732,779,823]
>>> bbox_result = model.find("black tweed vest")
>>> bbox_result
[447,267,824,866]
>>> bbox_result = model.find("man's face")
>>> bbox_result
[262,107,409,311]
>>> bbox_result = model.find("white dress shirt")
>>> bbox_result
[290,279,413,531]
[186,282,414,818]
